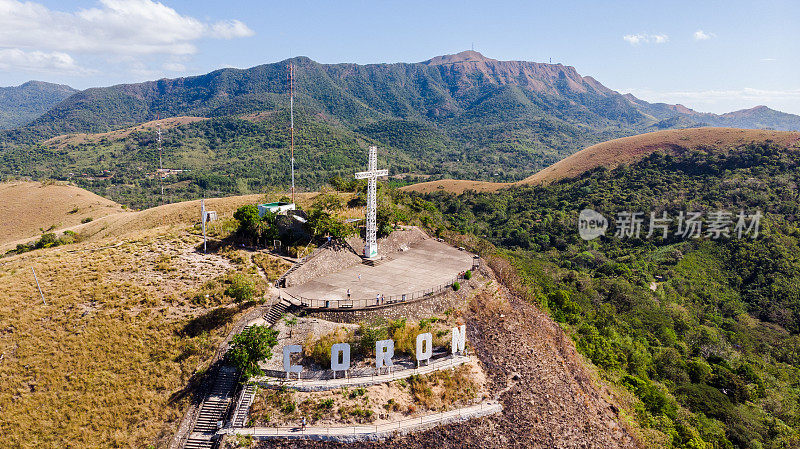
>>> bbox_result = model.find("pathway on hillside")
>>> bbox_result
[223,400,502,442]
[173,296,288,449]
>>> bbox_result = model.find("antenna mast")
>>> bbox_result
[289,63,295,204]
[157,113,163,205]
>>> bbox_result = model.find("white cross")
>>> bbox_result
[354,146,388,258]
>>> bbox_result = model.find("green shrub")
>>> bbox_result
[81,217,93,224]
[304,328,351,367]
[227,325,279,379]
[621,375,676,418]
[452,281,460,291]
[225,273,257,303]
[464,270,472,280]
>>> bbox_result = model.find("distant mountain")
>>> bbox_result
[624,94,800,131]
[0,81,76,129]
[2,51,799,194]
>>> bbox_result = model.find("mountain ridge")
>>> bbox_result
[0,80,76,129]
[6,51,799,141]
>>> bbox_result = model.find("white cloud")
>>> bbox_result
[761,58,777,62]
[693,30,716,41]
[0,48,91,74]
[623,33,669,45]
[0,0,254,56]
[210,20,255,39]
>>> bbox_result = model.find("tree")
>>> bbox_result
[234,205,261,244]
[228,325,279,379]
[234,205,277,246]
[307,208,356,239]
[312,192,344,212]
[283,315,298,338]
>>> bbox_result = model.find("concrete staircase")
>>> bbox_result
[223,299,293,433]
[362,256,391,267]
[264,299,292,325]
[183,366,239,449]
[232,384,256,428]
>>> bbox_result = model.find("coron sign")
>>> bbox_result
[282,325,467,378]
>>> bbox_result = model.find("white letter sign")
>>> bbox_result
[376,339,394,370]
[451,325,466,355]
[416,332,432,365]
[283,345,302,376]
[331,343,351,372]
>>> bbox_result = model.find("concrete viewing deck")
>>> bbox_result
[281,238,475,309]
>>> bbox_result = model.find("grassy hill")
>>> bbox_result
[0,182,338,448]
[0,180,126,248]
[401,127,800,194]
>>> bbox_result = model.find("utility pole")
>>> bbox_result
[289,63,295,204]
[201,198,207,253]
[31,267,45,305]
[157,116,163,206]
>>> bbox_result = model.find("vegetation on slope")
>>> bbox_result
[0,81,76,130]
[423,142,800,448]
[0,231,264,448]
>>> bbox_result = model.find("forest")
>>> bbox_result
[422,143,800,448]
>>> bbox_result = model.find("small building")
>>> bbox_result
[258,202,296,217]
[203,210,218,223]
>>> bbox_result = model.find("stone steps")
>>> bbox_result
[264,299,291,326]
[182,366,239,448]
[232,383,256,428]
[362,256,392,267]
[183,437,215,449]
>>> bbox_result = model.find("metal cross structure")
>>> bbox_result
[354,146,388,258]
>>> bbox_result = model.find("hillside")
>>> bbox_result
[522,127,800,185]
[0,180,126,247]
[401,127,800,194]
[0,185,332,447]
[0,181,639,448]
[422,140,800,448]
[0,81,76,130]
[43,116,208,149]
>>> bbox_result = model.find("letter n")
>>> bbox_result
[451,325,466,355]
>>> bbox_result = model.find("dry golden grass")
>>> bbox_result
[398,179,511,195]
[0,188,321,448]
[0,231,252,448]
[251,253,292,282]
[42,116,208,149]
[521,127,800,186]
[0,180,126,248]
[401,127,800,195]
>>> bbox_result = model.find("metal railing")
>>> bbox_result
[223,400,501,438]
[257,351,466,382]
[281,266,478,311]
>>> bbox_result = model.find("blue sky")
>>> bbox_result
[0,0,798,114]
